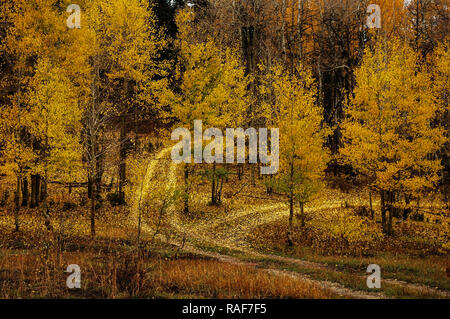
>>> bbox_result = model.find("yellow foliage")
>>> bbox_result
[312,208,383,246]
[341,39,447,197]
[171,9,250,130]
[26,58,83,181]
[259,63,330,204]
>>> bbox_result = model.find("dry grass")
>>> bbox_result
[154,258,338,299]
[0,247,338,299]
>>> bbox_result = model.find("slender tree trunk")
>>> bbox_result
[290,0,295,71]
[443,167,449,209]
[281,0,287,62]
[299,201,305,227]
[388,191,394,235]
[40,178,47,203]
[14,175,21,232]
[57,208,65,263]
[287,193,294,246]
[90,180,96,238]
[184,164,189,214]
[388,207,393,235]
[89,134,98,238]
[287,159,295,246]
[380,190,387,234]
[369,190,374,219]
[95,137,103,202]
[316,2,324,108]
[297,0,304,60]
[30,175,36,208]
[134,113,139,153]
[90,134,97,237]
[403,193,411,220]
[1,190,8,207]
[211,162,216,204]
[118,74,130,204]
[136,162,149,246]
[119,115,126,204]
[41,176,53,233]
[137,203,142,246]
[90,154,97,238]
[36,174,41,205]
[30,174,40,208]
[21,175,28,207]
[87,175,93,199]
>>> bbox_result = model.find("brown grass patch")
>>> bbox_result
[154,258,338,299]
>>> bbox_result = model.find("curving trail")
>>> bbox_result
[129,148,386,298]
[131,147,448,299]
[130,147,172,226]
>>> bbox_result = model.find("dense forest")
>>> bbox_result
[0,0,448,299]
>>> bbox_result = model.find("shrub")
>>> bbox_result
[107,192,125,206]
[62,202,77,211]
[410,211,424,222]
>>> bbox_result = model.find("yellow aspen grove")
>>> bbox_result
[95,0,169,204]
[1,0,87,231]
[0,103,36,232]
[75,0,169,236]
[260,64,330,246]
[26,58,82,232]
[340,39,447,235]
[171,9,250,209]
[172,9,249,129]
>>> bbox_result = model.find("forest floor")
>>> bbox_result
[128,147,449,299]
[0,146,449,299]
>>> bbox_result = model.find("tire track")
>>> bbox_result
[134,149,448,299]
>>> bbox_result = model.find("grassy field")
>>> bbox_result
[0,239,338,299]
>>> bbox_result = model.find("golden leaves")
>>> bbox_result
[341,39,447,196]
[259,63,330,204]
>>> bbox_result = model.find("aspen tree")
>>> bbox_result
[171,9,250,209]
[260,64,329,246]
[341,40,446,235]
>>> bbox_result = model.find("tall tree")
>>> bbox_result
[260,63,329,246]
[406,0,449,58]
[170,9,250,210]
[0,0,87,230]
[98,0,169,204]
[341,39,446,235]
[26,58,82,232]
